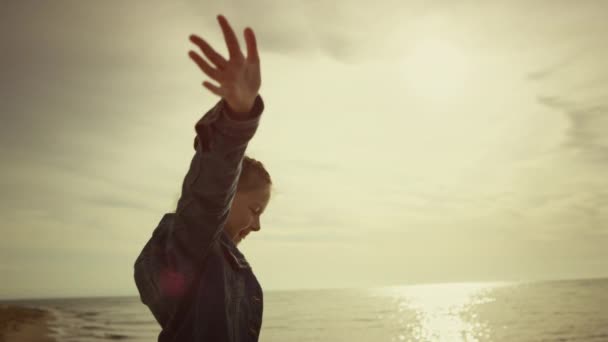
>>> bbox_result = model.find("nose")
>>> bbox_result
[251,216,261,232]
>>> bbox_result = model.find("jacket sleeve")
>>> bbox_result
[168,95,265,265]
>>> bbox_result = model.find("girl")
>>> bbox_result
[134,14,272,342]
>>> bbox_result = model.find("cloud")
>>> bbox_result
[536,96,608,165]
[531,35,608,165]
[83,194,159,213]
[529,100,605,237]
[526,49,590,81]
[564,106,608,162]
[528,43,608,235]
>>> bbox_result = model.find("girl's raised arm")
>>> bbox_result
[169,14,263,265]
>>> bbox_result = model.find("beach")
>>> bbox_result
[0,305,55,342]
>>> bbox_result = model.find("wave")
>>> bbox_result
[104,333,131,340]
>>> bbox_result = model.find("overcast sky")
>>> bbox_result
[1,0,607,299]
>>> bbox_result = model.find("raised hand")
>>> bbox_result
[188,14,261,116]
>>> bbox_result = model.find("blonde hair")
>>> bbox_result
[237,155,272,192]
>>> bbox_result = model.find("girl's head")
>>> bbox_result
[225,155,272,245]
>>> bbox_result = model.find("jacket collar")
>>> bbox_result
[220,230,251,271]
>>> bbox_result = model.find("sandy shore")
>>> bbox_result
[0,305,55,342]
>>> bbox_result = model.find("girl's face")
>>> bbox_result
[224,184,271,245]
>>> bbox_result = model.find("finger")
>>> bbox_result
[217,14,243,60]
[202,81,224,97]
[244,27,259,63]
[189,34,227,69]
[188,51,222,82]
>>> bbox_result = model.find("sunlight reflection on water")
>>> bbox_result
[371,282,507,342]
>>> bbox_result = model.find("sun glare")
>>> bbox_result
[400,38,473,101]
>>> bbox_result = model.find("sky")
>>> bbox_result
[1,0,607,299]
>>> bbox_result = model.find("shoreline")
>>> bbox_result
[0,305,56,342]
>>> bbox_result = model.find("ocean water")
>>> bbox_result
[3,278,608,342]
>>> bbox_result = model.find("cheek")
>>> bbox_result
[229,201,246,226]
[235,210,253,229]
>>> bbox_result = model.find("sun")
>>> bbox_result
[400,38,473,101]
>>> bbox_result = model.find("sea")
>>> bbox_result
[2,278,608,342]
